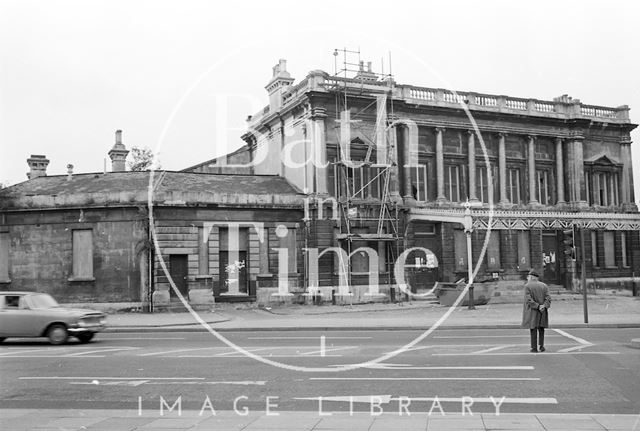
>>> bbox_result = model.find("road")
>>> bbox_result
[0,328,639,416]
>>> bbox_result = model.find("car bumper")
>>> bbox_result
[68,324,105,333]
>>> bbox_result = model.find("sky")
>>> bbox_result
[1,0,639,202]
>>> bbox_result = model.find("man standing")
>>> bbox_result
[521,269,551,352]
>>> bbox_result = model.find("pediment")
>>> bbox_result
[584,152,621,166]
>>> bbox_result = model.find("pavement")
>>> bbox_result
[103,292,640,332]
[2,409,639,431]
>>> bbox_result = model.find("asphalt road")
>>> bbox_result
[0,328,638,416]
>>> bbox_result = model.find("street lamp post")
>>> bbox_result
[463,201,475,310]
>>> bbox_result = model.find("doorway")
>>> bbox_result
[169,255,189,300]
[541,231,560,284]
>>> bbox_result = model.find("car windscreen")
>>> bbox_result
[28,294,59,309]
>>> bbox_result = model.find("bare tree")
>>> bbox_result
[127,147,159,171]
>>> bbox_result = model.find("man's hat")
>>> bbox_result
[528,269,540,278]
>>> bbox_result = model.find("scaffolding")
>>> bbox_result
[328,48,402,289]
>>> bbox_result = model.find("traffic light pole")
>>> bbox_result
[580,228,588,323]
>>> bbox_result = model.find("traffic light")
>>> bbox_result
[562,227,576,260]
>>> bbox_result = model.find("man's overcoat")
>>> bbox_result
[521,279,551,329]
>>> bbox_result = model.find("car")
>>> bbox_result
[0,291,106,345]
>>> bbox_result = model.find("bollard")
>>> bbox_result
[468,284,476,310]
[331,289,336,305]
[390,285,396,303]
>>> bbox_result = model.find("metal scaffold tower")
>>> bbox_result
[328,48,402,288]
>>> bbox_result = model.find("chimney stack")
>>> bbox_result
[265,59,294,111]
[26,155,49,180]
[108,129,129,172]
[67,164,74,181]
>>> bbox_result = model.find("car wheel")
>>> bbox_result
[47,324,68,345]
[76,332,94,343]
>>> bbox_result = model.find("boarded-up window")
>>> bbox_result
[198,227,209,275]
[603,231,615,268]
[259,228,270,274]
[72,230,93,279]
[621,232,629,267]
[279,228,297,273]
[0,232,9,281]
[454,230,467,272]
[517,231,531,270]
[591,231,599,267]
[486,231,501,270]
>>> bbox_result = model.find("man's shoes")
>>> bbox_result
[539,346,546,352]
[530,348,538,353]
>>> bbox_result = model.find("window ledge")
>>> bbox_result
[68,277,96,282]
[194,275,213,280]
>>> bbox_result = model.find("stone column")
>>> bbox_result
[527,135,539,205]
[555,137,565,204]
[620,138,637,210]
[498,132,509,205]
[435,127,446,202]
[566,133,587,207]
[311,107,328,195]
[402,125,415,203]
[467,130,479,203]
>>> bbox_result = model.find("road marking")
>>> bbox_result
[320,335,325,357]
[19,376,206,380]
[0,349,52,356]
[300,346,357,356]
[70,380,150,387]
[309,377,540,381]
[178,354,344,358]
[433,351,620,356]
[247,336,372,340]
[364,364,535,370]
[146,381,266,386]
[0,355,105,358]
[295,396,557,405]
[553,328,593,346]
[433,335,561,339]
[471,345,514,354]
[64,347,139,357]
[214,347,274,357]
[392,397,558,404]
[98,337,185,340]
[138,347,221,357]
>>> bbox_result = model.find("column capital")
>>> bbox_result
[434,126,445,133]
[467,129,476,136]
[620,137,632,145]
[497,132,508,138]
[555,136,564,144]
[527,134,537,141]
[310,107,327,119]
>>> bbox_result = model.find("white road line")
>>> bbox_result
[138,347,221,357]
[213,347,274,357]
[433,335,561,339]
[246,336,372,340]
[391,397,558,404]
[294,395,557,405]
[471,345,514,354]
[0,355,105,358]
[146,381,266,386]
[309,377,540,381]
[0,349,49,356]
[19,376,205,380]
[558,345,589,353]
[177,354,344,358]
[433,351,620,356]
[300,346,358,356]
[552,328,593,346]
[98,337,185,340]
[64,347,139,357]
[365,364,535,370]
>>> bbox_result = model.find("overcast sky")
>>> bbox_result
[1,0,639,201]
